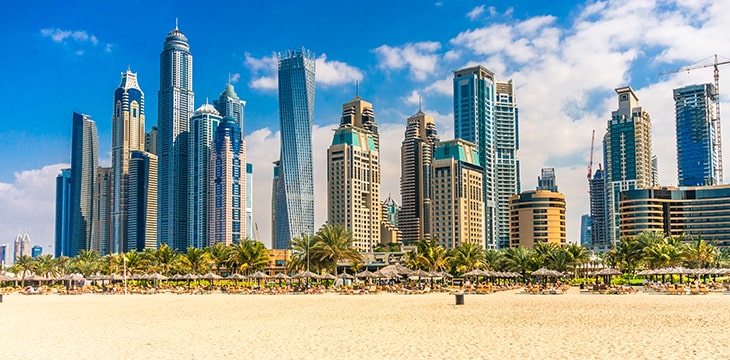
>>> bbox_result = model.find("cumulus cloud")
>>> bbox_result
[467,5,486,20]
[244,52,278,91]
[230,73,241,84]
[40,28,105,56]
[373,41,442,81]
[316,54,364,86]
[0,164,67,257]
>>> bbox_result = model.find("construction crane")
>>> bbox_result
[660,54,730,183]
[587,130,595,182]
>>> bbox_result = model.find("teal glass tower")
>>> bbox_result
[70,112,98,256]
[274,49,316,249]
[188,104,221,248]
[674,83,718,186]
[55,168,72,257]
[158,24,194,251]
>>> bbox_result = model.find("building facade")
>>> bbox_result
[31,245,42,258]
[246,163,253,240]
[14,233,31,262]
[158,25,194,251]
[399,109,438,244]
[211,116,246,246]
[0,244,7,267]
[674,83,719,186]
[70,112,98,256]
[92,167,112,254]
[327,96,381,252]
[128,150,158,251]
[619,185,730,247]
[213,82,246,130]
[431,139,485,249]
[537,168,558,192]
[274,49,316,249]
[580,214,592,247]
[603,87,653,247]
[509,190,567,248]
[494,80,520,249]
[145,126,158,155]
[55,168,72,257]
[189,104,222,248]
[589,168,608,251]
[112,69,145,254]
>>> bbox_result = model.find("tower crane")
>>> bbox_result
[660,54,730,183]
[587,130,595,182]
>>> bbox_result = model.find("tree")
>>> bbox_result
[208,243,232,275]
[311,224,362,276]
[71,250,101,277]
[501,246,533,278]
[289,233,319,273]
[545,248,572,273]
[413,238,450,272]
[180,247,211,275]
[34,254,59,279]
[483,249,503,271]
[565,243,590,277]
[683,236,717,269]
[450,243,485,274]
[231,239,270,275]
[154,244,179,275]
[615,236,644,274]
[14,255,36,286]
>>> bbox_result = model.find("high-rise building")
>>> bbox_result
[274,49,316,249]
[494,80,520,249]
[14,233,31,262]
[399,109,438,244]
[145,126,158,155]
[70,112,98,256]
[129,150,158,251]
[55,168,72,257]
[580,214,592,247]
[431,139,484,249]
[588,168,608,252]
[189,104,222,249]
[509,190,566,248]
[158,24,194,251]
[211,116,246,246]
[92,167,112,254]
[271,160,280,246]
[674,83,719,186]
[213,82,246,130]
[327,95,381,252]
[0,244,7,267]
[112,69,145,255]
[603,87,653,246]
[246,163,253,240]
[381,195,401,244]
[537,168,558,192]
[31,245,42,259]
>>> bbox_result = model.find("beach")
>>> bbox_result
[2,290,729,359]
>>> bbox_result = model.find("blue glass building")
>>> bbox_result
[674,83,718,186]
[188,104,222,248]
[54,168,72,257]
[213,82,246,130]
[212,116,245,245]
[158,25,194,251]
[274,49,316,249]
[70,112,98,256]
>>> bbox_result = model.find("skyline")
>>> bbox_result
[3,1,730,252]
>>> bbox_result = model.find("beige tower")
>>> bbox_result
[399,109,438,244]
[327,95,381,252]
[509,190,566,248]
[431,139,484,248]
[93,167,113,254]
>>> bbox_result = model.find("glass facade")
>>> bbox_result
[54,168,72,257]
[212,116,245,245]
[70,112,98,256]
[188,105,222,249]
[674,83,718,186]
[274,49,316,249]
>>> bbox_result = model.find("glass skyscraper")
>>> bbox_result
[212,116,246,245]
[129,150,158,251]
[246,163,253,240]
[92,167,112,254]
[494,80,520,249]
[70,112,98,256]
[213,82,246,130]
[674,83,718,186]
[112,69,145,254]
[273,49,316,249]
[188,104,221,248]
[54,168,72,257]
[158,25,194,251]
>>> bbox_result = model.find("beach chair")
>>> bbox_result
[676,284,686,295]
[666,285,677,295]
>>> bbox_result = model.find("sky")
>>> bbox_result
[2,0,730,255]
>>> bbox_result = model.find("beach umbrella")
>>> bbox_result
[227,273,246,280]
[249,271,270,279]
[272,272,291,280]
[292,270,321,279]
[337,273,354,279]
[379,264,413,276]
[594,268,622,276]
[355,270,375,278]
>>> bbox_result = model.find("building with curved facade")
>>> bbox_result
[509,190,566,248]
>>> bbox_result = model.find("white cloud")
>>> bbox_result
[40,28,105,56]
[230,73,241,84]
[316,54,364,86]
[373,41,442,81]
[244,52,278,91]
[0,164,67,258]
[105,43,113,53]
[467,5,486,21]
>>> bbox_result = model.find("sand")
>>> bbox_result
[2,289,729,359]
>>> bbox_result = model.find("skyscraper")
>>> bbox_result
[274,49,316,249]
[14,233,31,262]
[158,24,194,251]
[431,139,484,249]
[189,104,222,249]
[674,83,718,186]
[92,167,112,254]
[453,66,496,249]
[327,95,381,252]
[508,190,566,248]
[213,82,246,130]
[537,168,558,192]
[246,163,253,240]
[603,87,653,246]
[70,112,98,256]
[399,109,438,244]
[146,126,158,155]
[55,168,72,257]
[211,116,246,246]
[112,69,145,254]
[580,214,592,247]
[494,80,520,249]
[129,150,158,251]
[31,245,42,259]
[0,244,7,267]
[589,168,607,251]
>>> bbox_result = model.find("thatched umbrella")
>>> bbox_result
[200,272,222,287]
[594,267,622,285]
[380,264,413,276]
[355,270,375,279]
[248,271,269,287]
[272,272,291,287]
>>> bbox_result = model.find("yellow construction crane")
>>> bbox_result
[660,54,730,183]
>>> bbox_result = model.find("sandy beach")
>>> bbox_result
[2,289,729,359]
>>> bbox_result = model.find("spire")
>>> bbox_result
[419,96,423,112]
[175,17,179,30]
[227,72,231,85]
[353,80,361,101]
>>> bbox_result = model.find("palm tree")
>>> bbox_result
[450,243,485,274]
[230,239,270,275]
[289,233,319,273]
[14,255,36,286]
[683,236,717,269]
[483,249,503,271]
[34,254,59,279]
[545,248,572,273]
[615,236,644,274]
[153,244,179,275]
[565,243,589,277]
[501,246,533,279]
[208,243,232,275]
[311,224,362,276]
[124,250,144,274]
[181,247,211,275]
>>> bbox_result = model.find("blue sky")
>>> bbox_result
[2,0,730,253]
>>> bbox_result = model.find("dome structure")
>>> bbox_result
[163,23,189,51]
[195,103,219,116]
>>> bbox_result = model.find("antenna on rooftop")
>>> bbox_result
[175,17,179,30]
